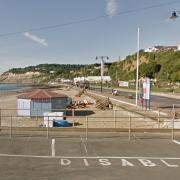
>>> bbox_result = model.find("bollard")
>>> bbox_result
[86,116,88,141]
[47,116,49,139]
[129,115,131,140]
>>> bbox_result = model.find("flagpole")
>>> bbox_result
[135,27,140,106]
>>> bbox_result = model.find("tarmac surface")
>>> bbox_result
[1,132,180,180]
[89,86,180,108]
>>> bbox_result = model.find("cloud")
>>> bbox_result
[24,32,48,47]
[106,0,118,17]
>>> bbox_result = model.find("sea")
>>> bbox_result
[0,83,31,97]
[0,83,26,91]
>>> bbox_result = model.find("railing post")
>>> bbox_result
[10,115,12,138]
[86,116,88,141]
[158,109,160,128]
[173,104,175,115]
[129,115,131,140]
[36,109,38,121]
[47,116,49,139]
[171,112,175,141]
[72,109,75,127]
[114,109,116,128]
[0,108,1,131]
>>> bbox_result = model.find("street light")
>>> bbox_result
[96,56,109,93]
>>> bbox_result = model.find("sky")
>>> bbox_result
[0,0,180,74]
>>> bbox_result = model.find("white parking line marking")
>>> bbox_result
[83,158,89,166]
[0,153,180,160]
[173,140,180,145]
[80,135,88,154]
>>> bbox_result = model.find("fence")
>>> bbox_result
[0,107,179,140]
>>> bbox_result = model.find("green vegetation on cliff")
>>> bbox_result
[109,50,180,82]
[5,50,180,83]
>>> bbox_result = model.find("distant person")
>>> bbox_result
[112,89,114,95]
[112,89,118,96]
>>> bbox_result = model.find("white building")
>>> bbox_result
[145,45,180,52]
[74,76,111,84]
[145,47,158,52]
[177,44,180,51]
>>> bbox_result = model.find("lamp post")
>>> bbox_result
[96,56,109,92]
[135,27,140,106]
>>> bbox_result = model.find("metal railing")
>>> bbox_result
[0,104,180,139]
[0,110,179,140]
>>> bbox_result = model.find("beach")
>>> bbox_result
[0,85,159,129]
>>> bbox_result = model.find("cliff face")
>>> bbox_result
[0,71,42,84]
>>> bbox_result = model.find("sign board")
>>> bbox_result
[118,81,129,87]
[142,78,150,100]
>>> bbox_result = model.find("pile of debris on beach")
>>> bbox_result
[84,91,113,110]
[67,88,113,110]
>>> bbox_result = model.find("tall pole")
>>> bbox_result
[116,69,118,81]
[101,57,103,93]
[96,56,109,93]
[135,27,140,106]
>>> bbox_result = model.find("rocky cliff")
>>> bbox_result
[0,71,43,84]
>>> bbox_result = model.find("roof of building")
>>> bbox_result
[18,89,67,100]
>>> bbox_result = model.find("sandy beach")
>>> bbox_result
[0,86,159,129]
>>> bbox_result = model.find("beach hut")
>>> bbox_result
[17,89,69,116]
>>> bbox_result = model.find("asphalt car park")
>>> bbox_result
[1,133,180,180]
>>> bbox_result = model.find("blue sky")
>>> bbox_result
[0,0,180,74]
